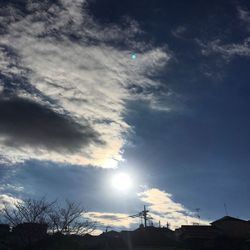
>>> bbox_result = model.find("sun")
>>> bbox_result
[111,173,132,191]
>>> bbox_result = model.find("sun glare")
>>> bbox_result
[112,173,132,191]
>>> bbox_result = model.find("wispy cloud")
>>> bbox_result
[198,7,250,61]
[0,0,171,167]
[238,6,250,26]
[198,38,250,60]
[172,26,187,39]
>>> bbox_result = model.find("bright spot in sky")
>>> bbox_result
[102,158,118,168]
[112,173,132,191]
[131,53,137,60]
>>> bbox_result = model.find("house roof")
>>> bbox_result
[102,230,121,238]
[134,226,173,233]
[211,216,246,225]
[175,225,218,240]
[0,224,9,228]
[176,225,216,233]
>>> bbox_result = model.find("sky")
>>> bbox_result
[0,0,250,232]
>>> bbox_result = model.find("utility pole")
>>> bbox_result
[129,205,150,228]
[143,205,149,227]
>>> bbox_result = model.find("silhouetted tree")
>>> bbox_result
[1,197,95,236]
[48,199,95,235]
[1,197,55,226]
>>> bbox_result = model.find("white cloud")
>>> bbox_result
[138,188,209,229]
[0,0,171,167]
[0,194,22,210]
[139,188,185,213]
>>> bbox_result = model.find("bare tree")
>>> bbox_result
[0,197,95,235]
[48,199,95,235]
[1,197,55,226]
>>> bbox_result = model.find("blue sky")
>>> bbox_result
[0,0,250,232]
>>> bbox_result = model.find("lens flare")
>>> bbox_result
[131,53,137,60]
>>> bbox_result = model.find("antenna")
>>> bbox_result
[194,208,201,225]
[224,203,229,216]
[105,226,111,233]
[195,208,201,217]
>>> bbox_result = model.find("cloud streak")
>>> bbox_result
[86,212,136,229]
[199,38,250,60]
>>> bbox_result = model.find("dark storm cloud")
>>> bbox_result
[0,96,102,152]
